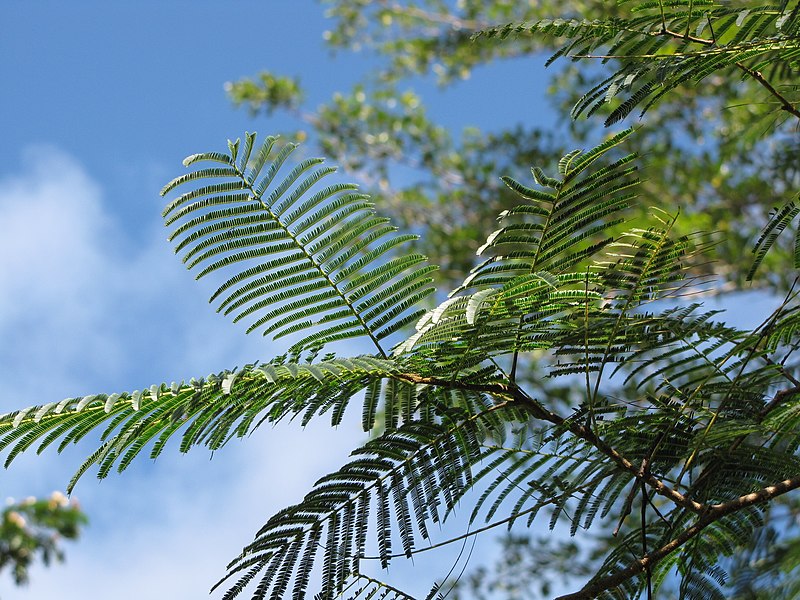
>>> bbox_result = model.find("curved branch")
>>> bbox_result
[655,27,800,121]
[555,475,800,600]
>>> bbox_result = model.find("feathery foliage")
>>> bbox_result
[3,0,800,598]
[161,132,436,356]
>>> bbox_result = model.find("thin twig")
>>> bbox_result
[641,480,653,600]
[655,27,800,120]
[736,62,800,120]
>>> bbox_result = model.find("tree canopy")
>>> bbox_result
[229,0,798,289]
[1,0,799,598]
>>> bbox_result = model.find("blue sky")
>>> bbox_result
[0,3,782,599]
[0,3,557,598]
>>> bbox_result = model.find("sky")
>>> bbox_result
[0,3,784,599]
[0,2,557,599]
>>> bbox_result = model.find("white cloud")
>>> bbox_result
[0,148,121,396]
[5,420,360,600]
[0,148,362,599]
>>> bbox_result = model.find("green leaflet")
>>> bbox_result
[748,193,800,280]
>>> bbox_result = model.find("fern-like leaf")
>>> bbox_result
[0,356,407,492]
[397,130,638,373]
[161,132,436,356]
[217,411,489,599]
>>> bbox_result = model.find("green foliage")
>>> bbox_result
[397,128,639,365]
[217,415,483,598]
[2,0,800,599]
[0,356,406,493]
[0,492,86,588]
[227,73,304,116]
[2,126,796,599]
[225,74,568,283]
[232,0,798,290]
[479,2,800,126]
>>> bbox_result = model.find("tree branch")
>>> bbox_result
[555,475,800,599]
[655,27,800,121]
[760,384,800,418]
[735,62,800,120]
